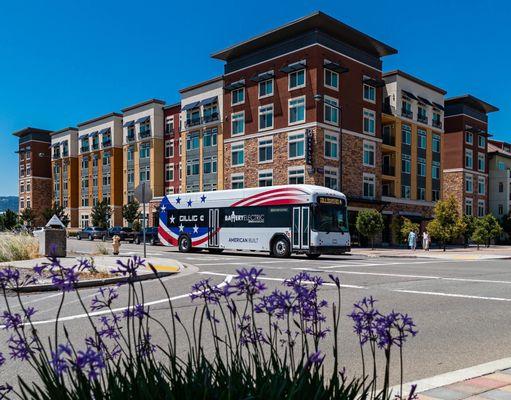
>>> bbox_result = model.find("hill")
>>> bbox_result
[0,197,19,213]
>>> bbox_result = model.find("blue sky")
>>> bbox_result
[1,0,509,195]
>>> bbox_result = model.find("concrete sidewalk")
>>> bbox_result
[351,246,511,261]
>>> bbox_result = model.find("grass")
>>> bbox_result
[95,243,109,255]
[0,233,39,262]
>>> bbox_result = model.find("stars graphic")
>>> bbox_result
[193,224,199,234]
[169,215,175,224]
[187,199,193,207]
[175,197,181,204]
[200,194,207,203]
[161,205,166,211]
[178,223,184,232]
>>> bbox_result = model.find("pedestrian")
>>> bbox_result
[408,230,417,251]
[422,230,430,251]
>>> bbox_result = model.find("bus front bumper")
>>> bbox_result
[308,246,351,255]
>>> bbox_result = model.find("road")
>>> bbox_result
[2,238,511,388]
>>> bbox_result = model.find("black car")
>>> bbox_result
[135,227,161,245]
[108,226,136,243]
[76,227,108,241]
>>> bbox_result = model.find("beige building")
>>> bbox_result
[488,140,511,219]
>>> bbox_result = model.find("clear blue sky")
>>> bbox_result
[1,0,509,195]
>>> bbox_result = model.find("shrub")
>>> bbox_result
[0,233,39,262]
[95,243,109,255]
[356,210,384,250]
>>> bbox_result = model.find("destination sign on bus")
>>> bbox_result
[318,196,343,205]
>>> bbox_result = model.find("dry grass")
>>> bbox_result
[96,243,109,255]
[0,233,39,262]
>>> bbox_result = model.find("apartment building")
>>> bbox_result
[213,12,396,231]
[179,77,224,193]
[443,95,499,217]
[13,127,52,225]
[488,140,511,219]
[121,100,165,223]
[77,112,124,228]
[50,127,79,227]
[381,70,446,241]
[163,103,182,195]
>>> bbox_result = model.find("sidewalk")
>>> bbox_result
[351,246,511,261]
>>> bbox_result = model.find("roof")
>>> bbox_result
[121,99,166,113]
[488,141,511,159]
[445,95,499,114]
[163,102,181,110]
[50,127,78,136]
[12,127,52,138]
[179,76,223,94]
[77,112,123,128]
[383,70,447,95]
[211,11,397,61]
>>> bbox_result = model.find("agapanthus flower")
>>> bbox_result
[98,316,120,340]
[112,256,145,278]
[0,352,5,368]
[2,311,22,330]
[123,304,146,320]
[51,343,72,376]
[136,333,156,357]
[7,335,34,361]
[91,287,119,311]
[306,350,325,367]
[75,347,105,380]
[349,296,380,346]
[230,267,266,296]
[0,267,36,289]
[190,279,223,304]
[51,266,80,292]
[0,383,13,398]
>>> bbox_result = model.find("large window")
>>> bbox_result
[478,176,485,195]
[165,117,174,134]
[186,134,200,151]
[165,165,174,182]
[363,109,376,135]
[231,142,244,166]
[288,167,305,184]
[139,166,150,182]
[186,159,200,176]
[465,175,473,193]
[402,154,411,174]
[363,84,376,103]
[418,129,427,149]
[363,141,375,167]
[288,133,305,159]
[478,135,486,148]
[258,170,273,187]
[478,200,485,217]
[324,167,339,190]
[203,157,217,174]
[259,104,274,131]
[324,68,339,90]
[478,153,485,172]
[363,173,375,199]
[203,128,217,147]
[433,134,441,152]
[232,112,245,136]
[417,187,426,201]
[465,198,473,216]
[402,124,411,145]
[324,133,338,159]
[165,140,174,158]
[232,87,244,106]
[289,97,305,125]
[258,138,273,163]
[465,132,473,144]
[401,185,411,199]
[259,78,273,98]
[231,173,244,189]
[432,161,440,179]
[324,96,339,125]
[289,68,305,90]
[140,143,150,159]
[418,158,426,177]
[465,149,473,169]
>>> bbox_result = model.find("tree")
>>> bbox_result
[42,205,70,227]
[355,210,384,250]
[427,196,466,251]
[390,216,404,246]
[501,213,511,241]
[400,218,419,243]
[122,200,140,227]
[471,218,488,250]
[0,209,18,231]
[91,200,112,229]
[19,207,36,227]
[482,214,503,247]
[461,215,477,247]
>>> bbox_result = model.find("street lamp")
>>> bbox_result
[313,93,343,192]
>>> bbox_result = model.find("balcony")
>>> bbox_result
[382,131,395,146]
[92,144,99,151]
[203,112,219,124]
[53,152,61,160]
[127,134,135,142]
[102,140,112,148]
[382,165,396,176]
[432,119,443,129]
[401,110,413,119]
[80,146,90,153]
[417,115,428,124]
[185,113,219,128]
[62,151,69,157]
[140,130,151,139]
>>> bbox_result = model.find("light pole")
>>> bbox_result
[313,93,343,191]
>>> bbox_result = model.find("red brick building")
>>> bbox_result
[163,103,182,195]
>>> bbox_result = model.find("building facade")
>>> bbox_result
[163,103,182,196]
[13,127,53,226]
[443,95,499,218]
[50,128,80,227]
[488,140,511,219]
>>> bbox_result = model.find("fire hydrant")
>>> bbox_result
[112,235,121,255]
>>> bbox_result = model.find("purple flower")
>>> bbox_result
[8,335,34,361]
[51,343,72,376]
[123,304,146,320]
[75,347,105,380]
[98,316,120,340]
[51,266,80,292]
[0,383,13,398]
[328,273,341,288]
[307,350,325,367]
[91,287,119,311]
[0,267,36,289]
[112,256,145,277]
[349,296,380,346]
[230,267,266,296]
[136,334,156,356]
[2,311,22,330]
[190,279,222,304]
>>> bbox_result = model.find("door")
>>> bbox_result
[292,206,310,250]
[208,209,219,247]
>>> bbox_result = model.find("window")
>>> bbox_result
[259,78,274,98]
[127,125,135,141]
[498,161,506,170]
[289,97,305,125]
[418,129,427,149]
[402,124,411,145]
[417,106,427,123]
[20,166,24,177]
[418,158,426,176]
[127,169,134,184]
[288,167,305,184]
[92,156,98,168]
[258,138,273,163]
[80,215,90,228]
[363,84,376,103]
[432,161,440,179]
[165,164,174,181]
[465,149,473,169]
[203,157,217,174]
[20,182,24,193]
[26,163,31,176]
[20,198,24,209]
[102,173,111,186]
[465,132,473,144]
[258,170,273,187]
[186,159,200,176]
[259,104,274,131]
[288,133,305,159]
[465,198,473,216]
[231,112,245,136]
[232,174,244,189]
[478,153,485,172]
[186,134,200,151]
[465,175,473,193]
[417,187,426,201]
[478,200,485,217]
[92,135,99,150]
[26,182,31,192]
[432,190,440,201]
[363,141,375,167]
[402,100,412,117]
[478,176,485,195]
[203,128,217,147]
[324,133,338,159]
[402,154,411,174]
[231,142,244,166]
[289,68,305,90]
[140,143,150,159]
[139,166,150,182]
[165,140,174,158]
[324,68,339,90]
[231,87,245,106]
[324,167,339,190]
[102,154,110,166]
[127,146,134,161]
[499,204,504,215]
[363,173,375,199]
[500,182,505,192]
[401,185,411,199]
[432,112,442,127]
[363,109,376,135]
[324,96,339,125]
[165,117,174,134]
[433,135,441,152]
[478,135,486,148]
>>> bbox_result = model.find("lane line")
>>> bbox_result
[318,260,466,269]
[393,289,511,302]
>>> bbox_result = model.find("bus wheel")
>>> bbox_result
[208,248,224,254]
[271,236,290,258]
[178,235,192,253]
[306,253,321,259]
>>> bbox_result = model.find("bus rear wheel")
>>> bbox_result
[178,235,192,253]
[306,253,321,259]
[271,237,290,258]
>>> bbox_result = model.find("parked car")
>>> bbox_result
[135,227,160,245]
[76,226,108,241]
[108,226,136,243]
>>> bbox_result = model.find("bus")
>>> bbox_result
[158,184,350,258]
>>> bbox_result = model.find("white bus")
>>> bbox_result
[158,184,350,258]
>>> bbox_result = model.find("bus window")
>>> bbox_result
[313,203,348,233]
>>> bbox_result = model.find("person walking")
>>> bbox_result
[408,230,417,251]
[422,230,430,251]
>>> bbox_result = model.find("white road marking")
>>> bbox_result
[318,260,462,269]
[194,259,306,266]
[393,289,511,302]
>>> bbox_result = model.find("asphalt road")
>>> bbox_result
[2,238,511,389]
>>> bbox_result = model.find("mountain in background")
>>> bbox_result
[0,197,19,212]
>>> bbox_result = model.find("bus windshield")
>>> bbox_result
[312,203,348,233]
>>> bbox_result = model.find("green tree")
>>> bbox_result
[355,209,384,250]
[42,205,70,227]
[461,215,477,247]
[482,214,503,247]
[471,218,488,250]
[19,207,36,227]
[400,218,419,243]
[0,209,19,231]
[390,216,404,246]
[427,196,466,251]
[122,200,140,227]
[91,200,112,229]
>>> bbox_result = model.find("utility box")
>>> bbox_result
[34,215,67,257]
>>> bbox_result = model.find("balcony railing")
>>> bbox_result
[53,153,61,159]
[80,147,90,153]
[382,132,395,146]
[417,115,428,124]
[62,151,69,157]
[432,120,443,129]
[382,165,396,176]
[92,144,99,150]
[185,113,219,128]
[102,140,112,148]
[127,134,135,142]
[140,130,151,138]
[401,110,413,119]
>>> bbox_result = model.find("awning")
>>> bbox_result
[250,71,275,82]
[417,96,433,106]
[79,134,88,140]
[402,90,418,101]
[199,96,218,107]
[98,128,111,135]
[123,120,135,128]
[181,101,200,111]
[363,76,385,88]
[280,62,306,73]
[224,81,245,91]
[88,131,99,137]
[136,116,150,124]
[432,102,444,111]
[51,142,60,148]
[324,61,349,74]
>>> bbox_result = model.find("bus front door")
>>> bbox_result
[292,207,310,251]
[208,209,220,247]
